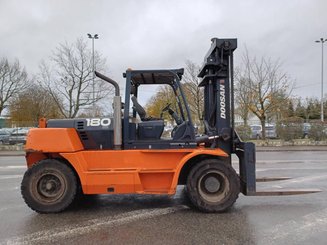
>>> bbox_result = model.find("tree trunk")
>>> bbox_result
[244,117,248,126]
[260,118,266,139]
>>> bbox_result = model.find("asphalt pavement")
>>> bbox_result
[0,150,327,244]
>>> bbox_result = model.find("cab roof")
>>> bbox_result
[124,68,184,86]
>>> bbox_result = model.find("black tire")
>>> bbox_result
[21,159,77,213]
[186,159,240,213]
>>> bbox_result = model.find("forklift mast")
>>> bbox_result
[198,38,257,195]
[198,38,237,155]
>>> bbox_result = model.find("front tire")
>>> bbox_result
[186,159,240,213]
[21,159,77,213]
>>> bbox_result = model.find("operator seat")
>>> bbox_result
[131,96,147,121]
[131,96,163,121]
[131,96,164,140]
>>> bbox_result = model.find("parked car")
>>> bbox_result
[0,129,10,144]
[265,124,277,138]
[164,125,174,132]
[250,124,262,139]
[9,129,28,145]
[250,124,277,139]
[303,123,311,138]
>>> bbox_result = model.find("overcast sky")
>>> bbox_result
[1,0,326,105]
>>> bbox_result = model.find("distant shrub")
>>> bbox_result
[277,117,303,141]
[308,124,327,141]
[235,125,252,141]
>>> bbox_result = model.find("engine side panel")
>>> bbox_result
[47,118,114,150]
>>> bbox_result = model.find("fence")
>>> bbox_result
[236,120,327,142]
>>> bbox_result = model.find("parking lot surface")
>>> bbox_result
[0,150,326,244]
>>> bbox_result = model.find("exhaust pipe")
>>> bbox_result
[95,71,122,149]
[95,71,120,96]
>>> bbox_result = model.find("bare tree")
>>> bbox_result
[182,60,203,124]
[39,38,112,118]
[235,67,251,126]
[236,50,292,139]
[9,84,62,126]
[0,58,29,115]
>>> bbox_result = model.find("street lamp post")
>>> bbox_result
[315,38,327,122]
[87,33,99,115]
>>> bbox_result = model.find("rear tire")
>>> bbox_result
[186,159,240,212]
[21,159,77,213]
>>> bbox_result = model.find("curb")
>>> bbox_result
[256,146,327,152]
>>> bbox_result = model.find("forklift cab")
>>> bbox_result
[131,94,164,140]
[123,68,196,149]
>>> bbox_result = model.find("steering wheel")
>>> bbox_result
[160,103,171,119]
[161,103,172,113]
[160,103,183,125]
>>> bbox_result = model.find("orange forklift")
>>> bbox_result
[21,38,319,213]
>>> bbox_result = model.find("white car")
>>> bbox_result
[9,129,29,145]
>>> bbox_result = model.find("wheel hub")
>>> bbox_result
[38,175,62,198]
[45,182,54,191]
[204,176,221,193]
[198,170,230,203]
[31,171,67,204]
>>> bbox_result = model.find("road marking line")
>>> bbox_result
[0,166,26,169]
[0,175,22,180]
[5,205,189,244]
[256,167,327,172]
[260,207,327,244]
[271,174,327,186]
[256,160,327,163]
[0,186,19,192]
[0,204,25,213]
[232,160,327,164]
